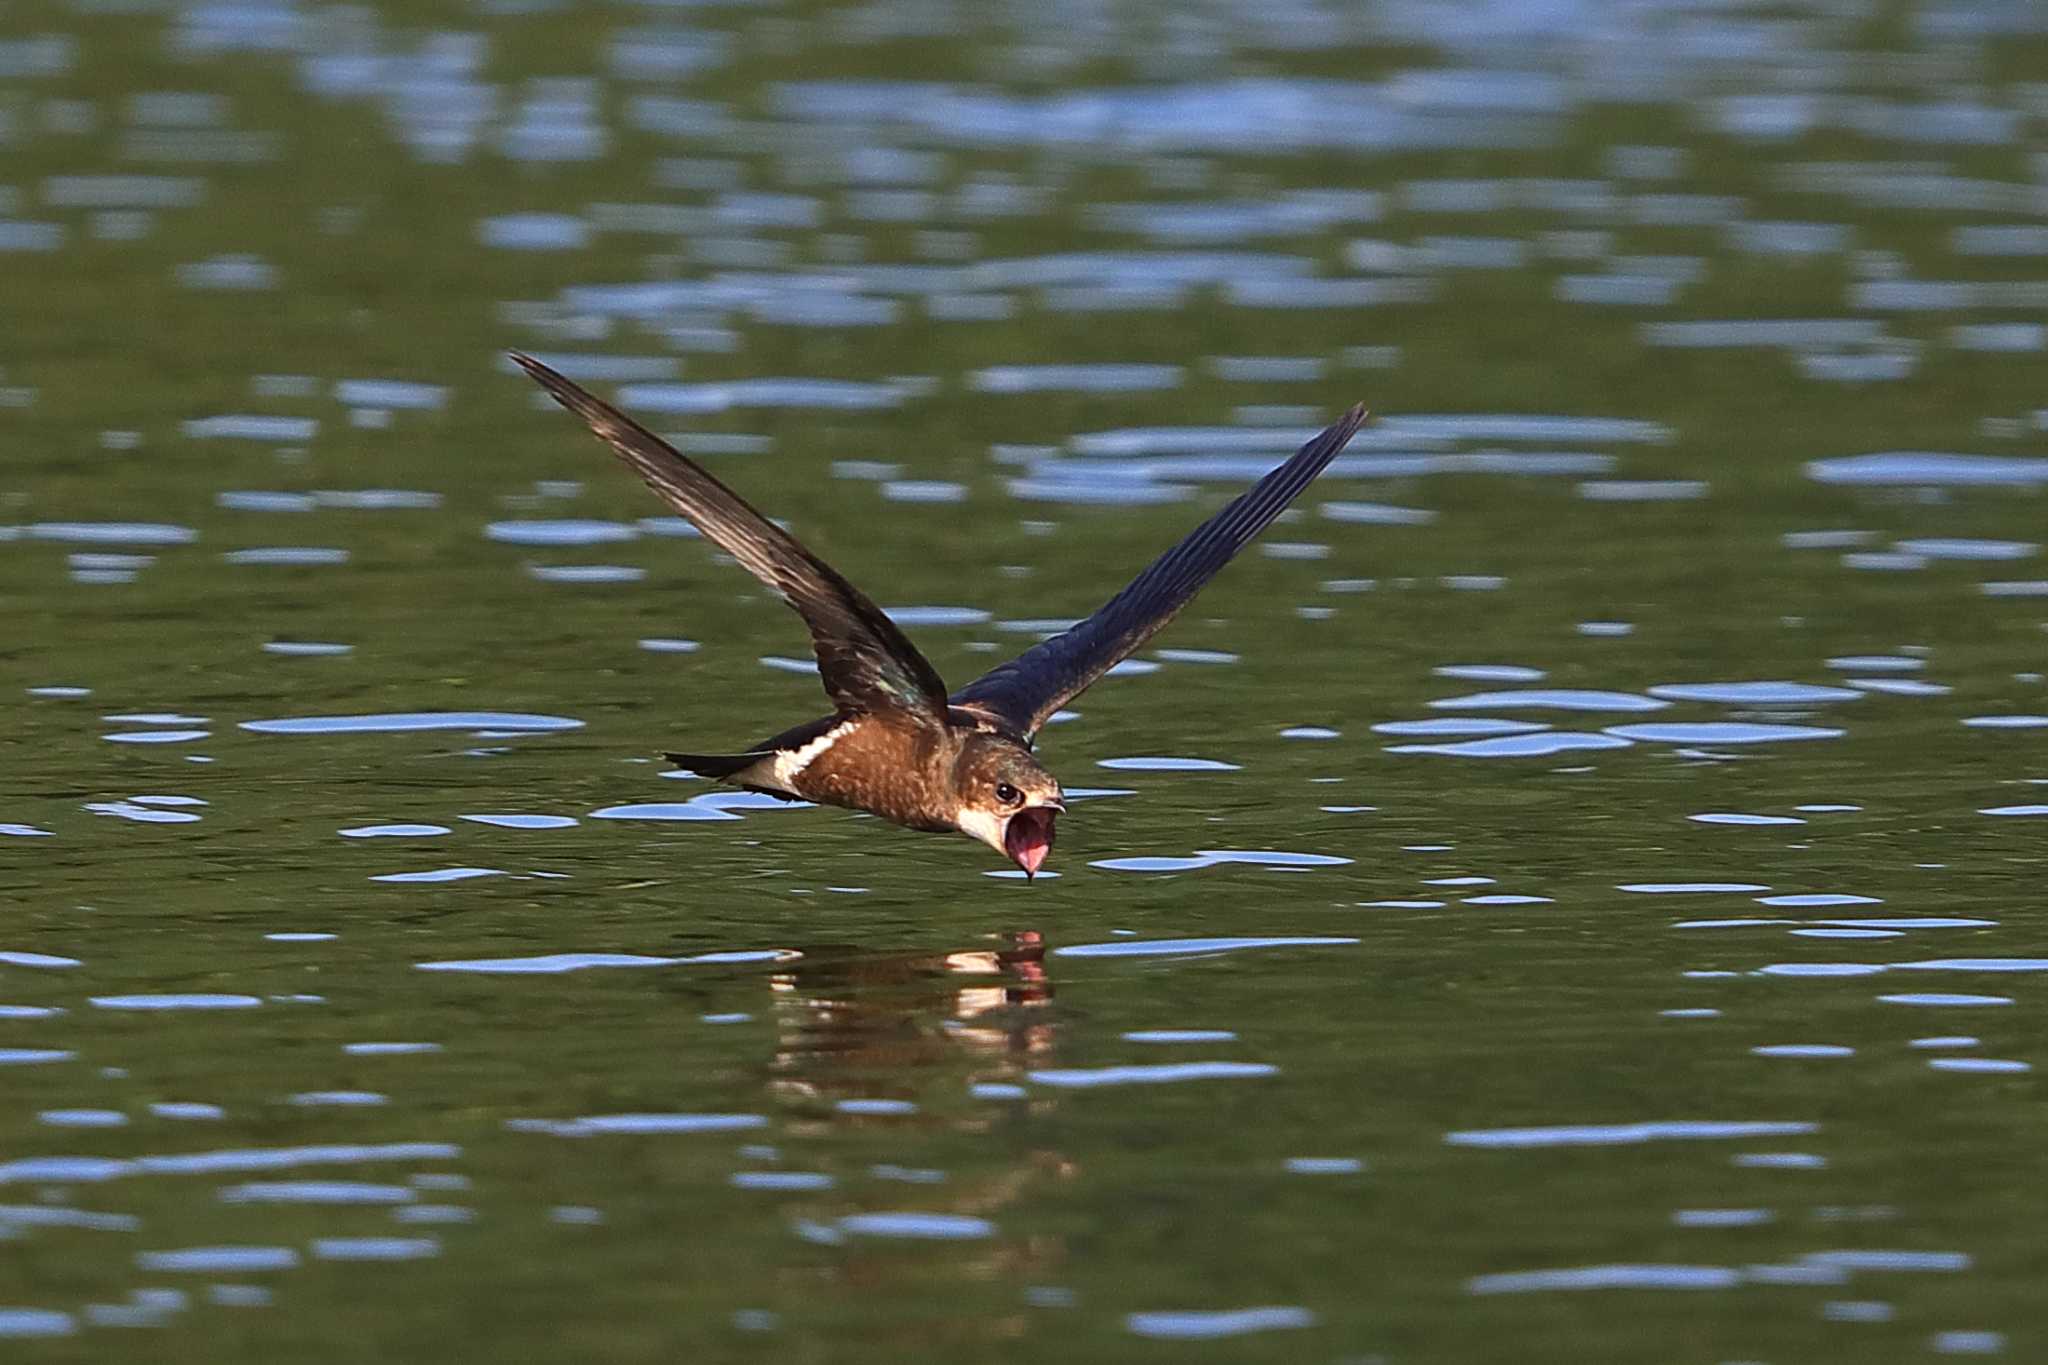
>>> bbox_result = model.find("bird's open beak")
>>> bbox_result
[1002,801,1062,879]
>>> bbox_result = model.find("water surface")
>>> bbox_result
[3,2,2047,1361]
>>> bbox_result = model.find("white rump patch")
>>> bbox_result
[735,719,857,795]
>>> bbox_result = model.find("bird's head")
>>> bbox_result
[951,735,1064,878]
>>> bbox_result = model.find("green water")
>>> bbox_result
[3,1,2048,1359]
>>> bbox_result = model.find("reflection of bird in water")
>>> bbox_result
[514,353,1367,875]
[762,930,1074,1302]
[766,929,1056,1113]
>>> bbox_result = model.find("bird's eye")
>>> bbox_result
[994,782,1022,806]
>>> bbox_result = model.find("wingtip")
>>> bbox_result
[508,350,561,389]
[508,350,597,419]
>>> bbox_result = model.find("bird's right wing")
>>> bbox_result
[512,354,951,722]
[950,404,1368,740]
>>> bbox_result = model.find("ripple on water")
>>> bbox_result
[458,813,579,830]
[418,949,791,974]
[1027,1061,1278,1088]
[1126,1307,1317,1339]
[1894,538,2037,561]
[38,1109,125,1128]
[1755,962,1888,977]
[1672,1208,1774,1228]
[1431,689,1667,712]
[1757,894,1881,907]
[1620,883,1770,894]
[222,547,349,566]
[836,1212,994,1240]
[241,712,583,734]
[1445,1120,1816,1149]
[732,1172,834,1191]
[86,802,203,822]
[1434,664,1546,682]
[220,1181,416,1205]
[1804,1250,1972,1273]
[312,1237,441,1261]
[509,1113,768,1137]
[484,519,637,545]
[1930,1331,2006,1355]
[526,565,646,584]
[26,522,197,544]
[0,1142,458,1186]
[91,994,261,1010]
[1469,1265,1742,1294]
[1389,732,1631,758]
[1690,813,1807,826]
[1055,937,1357,959]
[1090,849,1351,872]
[1828,655,1923,673]
[1607,722,1844,744]
[1372,718,1549,737]
[1879,994,2012,1007]
[262,641,353,656]
[1805,452,2048,486]
[1646,681,1864,704]
[1822,918,1987,929]
[0,952,82,969]
[134,1246,299,1273]
[591,798,757,821]
[1095,756,1241,771]
[0,1309,75,1338]
[1848,678,1950,697]
[613,378,908,413]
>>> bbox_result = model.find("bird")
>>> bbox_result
[511,353,1367,878]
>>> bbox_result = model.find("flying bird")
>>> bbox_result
[512,353,1366,877]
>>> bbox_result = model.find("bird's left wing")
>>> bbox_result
[950,403,1368,740]
[512,354,950,721]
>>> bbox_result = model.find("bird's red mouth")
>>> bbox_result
[1004,806,1057,878]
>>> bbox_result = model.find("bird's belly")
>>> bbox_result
[801,765,954,831]
[794,727,954,832]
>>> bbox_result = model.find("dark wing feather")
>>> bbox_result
[512,354,949,720]
[951,404,1367,739]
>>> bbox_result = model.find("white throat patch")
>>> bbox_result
[954,804,1009,855]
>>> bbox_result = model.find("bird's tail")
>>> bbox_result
[663,749,770,777]
[662,750,769,779]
